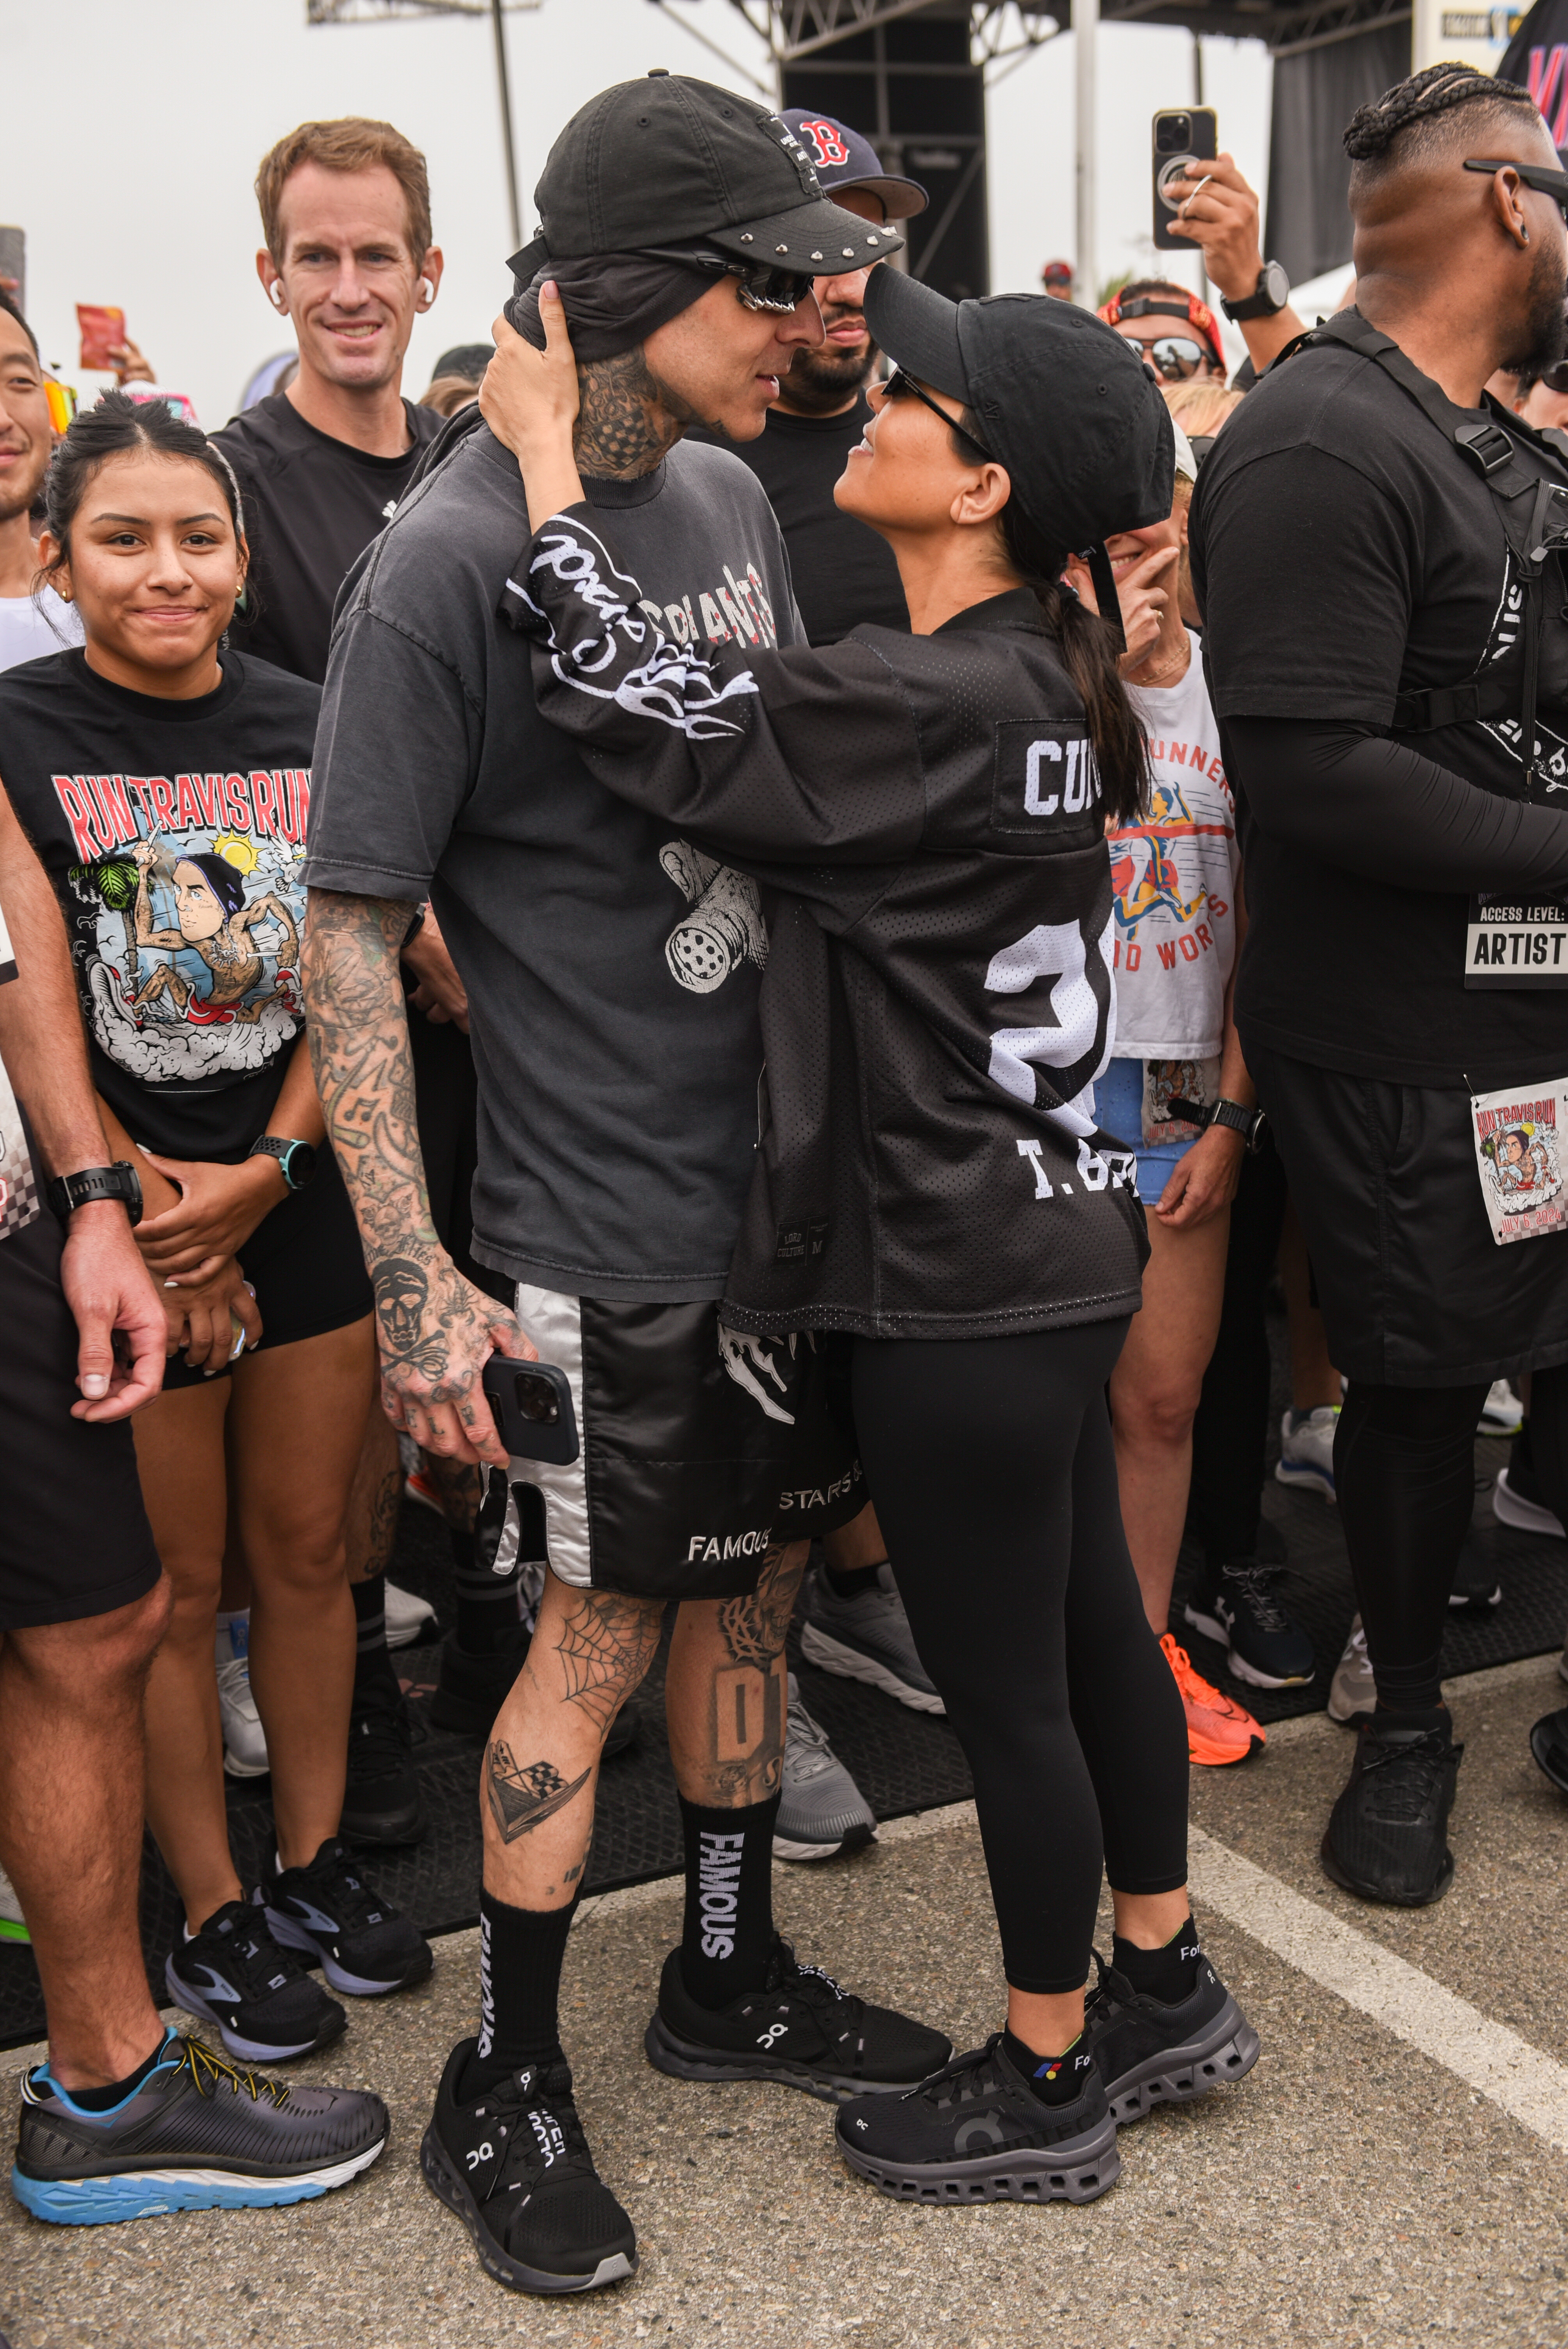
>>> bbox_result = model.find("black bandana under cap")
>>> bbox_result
[509,252,714,362]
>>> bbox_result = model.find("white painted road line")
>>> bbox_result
[1189,1825,1568,2155]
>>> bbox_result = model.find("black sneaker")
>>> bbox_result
[1183,1559,1314,1689]
[257,1839,433,1996]
[1529,1705,1568,1793]
[1080,1950,1260,2124]
[341,1666,428,1846]
[165,1900,345,2063]
[1449,1533,1502,1612]
[835,2034,1118,2205]
[421,2039,637,2296]
[644,1937,950,2105]
[429,1631,640,1756]
[1321,1713,1464,1906]
[14,2029,387,2225]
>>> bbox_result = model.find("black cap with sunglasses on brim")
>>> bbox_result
[863,267,1174,640]
[504,72,904,360]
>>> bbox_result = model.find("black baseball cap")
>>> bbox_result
[863,268,1174,555]
[780,110,927,221]
[520,73,903,275]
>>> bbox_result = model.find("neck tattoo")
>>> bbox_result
[574,348,702,482]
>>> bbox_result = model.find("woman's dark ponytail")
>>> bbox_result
[953,407,1150,826]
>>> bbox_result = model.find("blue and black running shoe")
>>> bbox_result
[13,2030,386,2225]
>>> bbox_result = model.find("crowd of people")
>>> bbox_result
[2,50,1567,2300]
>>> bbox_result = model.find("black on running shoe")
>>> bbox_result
[1321,1712,1463,1906]
[835,2034,1118,2206]
[645,1937,950,2105]
[1080,1949,1259,2125]
[340,1666,428,1847]
[1183,1559,1314,1690]
[166,1900,345,2064]
[421,2039,636,2296]
[1529,1705,1568,1793]
[13,2029,386,2225]
[257,1839,433,1996]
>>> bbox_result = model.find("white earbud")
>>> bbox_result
[419,277,434,305]
[270,283,288,314]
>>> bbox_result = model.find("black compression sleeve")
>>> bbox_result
[1227,715,1568,897]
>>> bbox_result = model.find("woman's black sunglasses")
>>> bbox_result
[882,367,998,461]
[1463,157,1568,222]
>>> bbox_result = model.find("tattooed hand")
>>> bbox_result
[304,888,536,1467]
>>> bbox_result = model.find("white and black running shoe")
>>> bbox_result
[645,1937,950,2105]
[775,1674,877,1862]
[14,2029,387,2226]
[1321,1713,1463,1906]
[165,1900,345,2064]
[835,2035,1119,2206]
[257,1839,433,1996]
[1183,1558,1314,1689]
[421,2039,637,2296]
[799,1565,945,1715]
[1080,1950,1260,2124]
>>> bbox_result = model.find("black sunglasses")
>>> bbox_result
[882,367,998,461]
[643,244,815,314]
[1536,360,1568,394]
[1463,157,1568,222]
[1142,335,1219,383]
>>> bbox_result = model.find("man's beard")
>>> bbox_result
[1500,244,1568,380]
[779,323,878,415]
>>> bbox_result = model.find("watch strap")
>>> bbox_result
[1221,264,1288,323]
[249,1134,315,1191]
[46,1162,143,1225]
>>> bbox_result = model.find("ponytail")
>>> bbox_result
[953,407,1151,827]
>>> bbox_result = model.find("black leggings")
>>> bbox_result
[850,1319,1189,1996]
[1343,1363,1568,1711]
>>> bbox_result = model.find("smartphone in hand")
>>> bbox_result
[1153,109,1217,251]
[481,1355,580,1465]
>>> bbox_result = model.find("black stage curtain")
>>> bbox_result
[1265,19,1415,286]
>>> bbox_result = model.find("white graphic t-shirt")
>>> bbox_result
[1113,636,1240,1060]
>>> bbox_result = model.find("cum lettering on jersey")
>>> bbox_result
[990,722,1100,838]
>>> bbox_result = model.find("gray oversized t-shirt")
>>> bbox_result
[305,423,802,1299]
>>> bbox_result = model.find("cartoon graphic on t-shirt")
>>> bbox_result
[53,766,309,1087]
[1480,1119,1562,1217]
[1110,782,1211,935]
[660,839,767,995]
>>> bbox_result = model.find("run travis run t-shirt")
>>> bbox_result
[690,393,908,645]
[1117,637,1238,1060]
[1190,340,1568,1088]
[304,423,804,1301]
[0,648,319,1158]
[213,391,444,683]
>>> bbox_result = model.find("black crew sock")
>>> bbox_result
[351,1572,392,1687]
[457,1887,579,2101]
[453,1470,527,1657]
[823,1558,886,1602]
[57,2032,171,2112]
[1372,1700,1452,1733]
[1112,1917,1202,2004]
[678,1791,781,2009]
[1003,2028,1094,2107]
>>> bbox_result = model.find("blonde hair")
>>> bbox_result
[1162,381,1243,438]
[256,118,432,266]
[419,375,480,419]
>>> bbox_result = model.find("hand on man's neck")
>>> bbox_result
[285,357,413,459]
[0,505,39,602]
[572,348,696,482]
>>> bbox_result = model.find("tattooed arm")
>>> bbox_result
[302,886,534,1465]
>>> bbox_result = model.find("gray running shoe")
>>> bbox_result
[799,1565,944,1716]
[775,1674,876,1862]
[1327,1613,1375,1725]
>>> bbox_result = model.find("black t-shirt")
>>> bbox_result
[1190,341,1568,1088]
[0,648,319,1158]
[690,394,908,645]
[213,392,444,683]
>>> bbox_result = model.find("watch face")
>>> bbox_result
[284,1141,318,1187]
[1262,261,1289,309]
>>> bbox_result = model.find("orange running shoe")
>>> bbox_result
[1160,1634,1265,1767]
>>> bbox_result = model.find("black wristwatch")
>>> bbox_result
[249,1134,318,1192]
[1221,261,1290,323]
[1166,1096,1269,1153]
[47,1162,143,1225]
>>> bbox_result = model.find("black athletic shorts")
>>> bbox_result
[1247,1037,1568,1387]
[0,1202,162,1631]
[501,1283,864,1599]
[162,1143,372,1391]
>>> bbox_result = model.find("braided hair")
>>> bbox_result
[1344,62,1540,179]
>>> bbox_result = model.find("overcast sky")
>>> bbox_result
[2,0,1278,429]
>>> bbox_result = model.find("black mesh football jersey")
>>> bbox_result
[503,512,1147,1340]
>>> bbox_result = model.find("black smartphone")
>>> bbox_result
[481,1356,581,1465]
[1152,108,1218,251]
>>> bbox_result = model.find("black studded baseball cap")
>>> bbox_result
[522,71,903,275]
[864,268,1173,554]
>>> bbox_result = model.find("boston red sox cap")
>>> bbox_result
[522,72,903,275]
[780,110,928,221]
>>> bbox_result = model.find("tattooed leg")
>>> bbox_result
[480,1568,665,1908]
[664,1540,810,1808]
